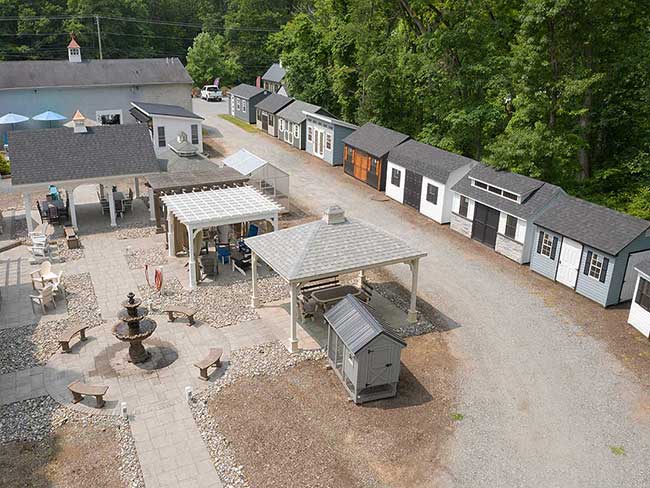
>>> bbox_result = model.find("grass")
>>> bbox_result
[450,412,464,421]
[219,114,259,133]
[610,445,626,456]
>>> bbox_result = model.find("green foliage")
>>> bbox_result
[0,153,10,175]
[186,32,239,87]
[610,445,625,456]
[218,114,258,133]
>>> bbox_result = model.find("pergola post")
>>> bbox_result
[167,211,175,257]
[408,259,419,323]
[251,252,260,308]
[134,177,140,198]
[148,186,156,222]
[188,226,197,289]
[68,188,78,229]
[23,192,33,233]
[271,214,278,232]
[108,190,117,227]
[289,281,299,353]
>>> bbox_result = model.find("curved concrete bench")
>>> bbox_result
[194,348,223,381]
[68,380,108,408]
[163,306,196,326]
[58,324,89,353]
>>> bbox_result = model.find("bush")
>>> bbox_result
[0,153,10,175]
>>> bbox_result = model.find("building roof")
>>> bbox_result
[255,94,294,115]
[229,83,268,100]
[452,164,564,220]
[262,63,286,83]
[342,122,410,158]
[8,124,160,187]
[635,259,650,278]
[161,186,282,228]
[67,37,80,49]
[149,152,248,191]
[535,195,650,256]
[245,207,426,282]
[388,140,477,183]
[222,149,268,175]
[276,100,326,124]
[0,58,192,91]
[325,295,406,354]
[304,111,358,130]
[130,102,202,120]
[469,164,543,198]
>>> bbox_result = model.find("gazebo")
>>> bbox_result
[161,186,283,288]
[245,206,427,352]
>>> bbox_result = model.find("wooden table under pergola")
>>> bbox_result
[245,206,427,352]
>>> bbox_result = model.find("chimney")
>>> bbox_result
[72,110,87,133]
[323,205,346,225]
[67,34,81,63]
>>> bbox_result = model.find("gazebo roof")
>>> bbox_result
[245,206,426,283]
[223,149,268,176]
[161,186,282,228]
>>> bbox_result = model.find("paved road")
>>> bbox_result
[194,99,650,487]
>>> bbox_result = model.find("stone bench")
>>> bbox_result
[68,380,109,408]
[194,348,223,381]
[163,305,196,326]
[58,324,89,353]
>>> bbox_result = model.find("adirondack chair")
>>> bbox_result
[30,284,56,314]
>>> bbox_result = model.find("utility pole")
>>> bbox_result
[95,15,103,60]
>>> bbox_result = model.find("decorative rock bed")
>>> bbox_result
[190,342,325,487]
[56,239,85,262]
[124,246,167,271]
[115,223,157,240]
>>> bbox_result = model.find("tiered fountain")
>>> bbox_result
[112,292,157,364]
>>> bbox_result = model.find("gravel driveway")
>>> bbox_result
[195,98,650,487]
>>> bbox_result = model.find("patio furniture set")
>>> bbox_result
[29,260,65,313]
[99,187,134,219]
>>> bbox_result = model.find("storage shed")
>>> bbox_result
[627,260,650,338]
[261,62,286,94]
[325,294,406,404]
[386,140,476,224]
[255,94,294,137]
[342,122,410,191]
[228,84,270,124]
[275,100,331,150]
[530,194,650,307]
[304,111,357,166]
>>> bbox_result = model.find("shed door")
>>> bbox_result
[365,346,393,388]
[353,151,369,182]
[262,113,268,131]
[621,250,650,301]
[403,170,422,211]
[556,237,582,288]
[471,202,499,248]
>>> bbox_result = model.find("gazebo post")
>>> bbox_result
[251,252,260,308]
[289,281,299,353]
[68,188,78,228]
[167,211,175,257]
[134,177,140,198]
[23,192,33,233]
[408,259,420,323]
[271,214,278,232]
[148,186,156,222]
[358,269,365,287]
[188,225,197,289]
[108,190,117,227]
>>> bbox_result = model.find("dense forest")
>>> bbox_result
[1,1,649,219]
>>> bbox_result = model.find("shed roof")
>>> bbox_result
[229,83,268,99]
[262,63,286,83]
[245,207,426,282]
[535,195,650,256]
[304,111,358,130]
[8,124,160,187]
[130,102,202,120]
[222,149,268,175]
[469,164,543,198]
[388,140,477,183]
[255,94,294,114]
[276,100,326,124]
[325,295,406,353]
[151,150,248,190]
[635,259,650,278]
[0,58,192,90]
[342,123,410,158]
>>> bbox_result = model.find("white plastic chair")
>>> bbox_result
[50,271,66,298]
[30,284,56,314]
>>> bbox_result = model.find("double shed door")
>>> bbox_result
[471,202,499,248]
[352,150,370,182]
[403,170,422,211]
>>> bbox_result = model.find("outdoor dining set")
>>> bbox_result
[99,187,134,219]
[29,259,65,313]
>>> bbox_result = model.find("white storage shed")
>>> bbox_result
[628,260,650,338]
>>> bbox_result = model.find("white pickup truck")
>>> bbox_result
[200,85,222,101]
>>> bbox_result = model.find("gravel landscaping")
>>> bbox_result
[124,245,167,270]
[0,396,144,488]
[56,240,84,262]
[64,272,102,327]
[114,223,157,240]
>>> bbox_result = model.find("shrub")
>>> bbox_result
[0,153,10,175]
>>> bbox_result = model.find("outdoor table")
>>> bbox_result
[311,285,361,312]
[113,191,124,202]
[40,200,65,212]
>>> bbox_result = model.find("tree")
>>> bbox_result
[186,31,240,86]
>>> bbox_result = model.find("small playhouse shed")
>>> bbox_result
[325,294,406,404]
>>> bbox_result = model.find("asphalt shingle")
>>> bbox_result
[342,123,410,158]
[229,84,268,99]
[276,100,326,124]
[388,140,477,183]
[261,63,286,83]
[255,94,294,114]
[130,102,202,119]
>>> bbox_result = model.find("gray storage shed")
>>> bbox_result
[228,84,270,124]
[304,111,357,166]
[276,100,331,150]
[325,295,406,404]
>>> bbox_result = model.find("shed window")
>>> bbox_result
[279,118,285,131]
[391,168,401,186]
[326,133,332,150]
[503,190,518,201]
[293,124,300,138]
[256,109,261,121]
[459,196,469,217]
[191,124,199,145]
[236,98,241,111]
[307,126,313,142]
[269,115,274,127]
[540,232,553,257]
[635,277,650,312]
[242,100,247,113]
[426,184,439,204]
[474,180,488,190]
[584,251,608,282]
[157,126,166,147]
[370,158,379,174]
[505,215,517,239]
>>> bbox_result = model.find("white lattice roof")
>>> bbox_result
[161,186,282,228]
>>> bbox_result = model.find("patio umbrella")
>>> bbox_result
[0,112,29,145]
[32,110,67,128]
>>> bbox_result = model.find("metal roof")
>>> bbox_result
[635,259,650,278]
[535,194,650,256]
[130,102,202,120]
[388,140,477,183]
[342,122,410,158]
[262,63,286,83]
[161,186,282,228]
[0,58,192,90]
[276,100,326,124]
[325,295,406,353]
[229,83,269,99]
[255,94,294,114]
[468,164,543,198]
[8,124,160,187]
[245,207,426,282]
[222,149,269,176]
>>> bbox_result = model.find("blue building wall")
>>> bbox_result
[230,92,269,124]
[529,226,562,280]
[606,232,650,305]
[575,246,615,307]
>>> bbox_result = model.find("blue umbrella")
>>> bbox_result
[0,113,29,146]
[32,110,67,128]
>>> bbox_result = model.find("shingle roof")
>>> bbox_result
[325,295,406,354]
[276,100,326,124]
[452,165,563,220]
[635,259,650,278]
[255,94,294,114]
[262,63,286,83]
[149,153,248,190]
[131,102,202,120]
[245,208,426,282]
[535,195,650,256]
[229,83,268,99]
[342,123,410,158]
[8,125,160,186]
[304,111,358,130]
[388,140,477,183]
[0,58,192,90]
[469,164,543,197]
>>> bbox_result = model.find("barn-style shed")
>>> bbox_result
[325,294,406,404]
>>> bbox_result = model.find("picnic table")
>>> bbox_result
[311,285,361,312]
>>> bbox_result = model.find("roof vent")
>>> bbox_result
[323,205,346,225]
[67,33,81,63]
[72,110,87,133]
